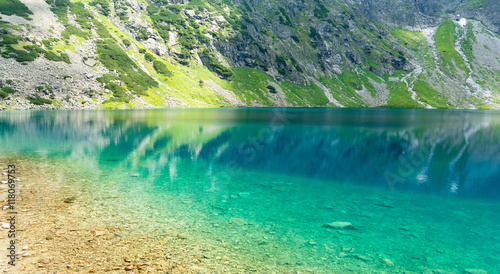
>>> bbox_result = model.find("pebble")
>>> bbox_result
[381,258,394,266]
[1,172,7,175]
[323,222,354,230]
[22,246,28,250]
[463,269,487,274]
[230,217,248,226]
[125,265,134,270]
[1,224,9,229]
[94,230,108,236]
[341,246,353,252]
[360,212,373,218]
[124,257,132,262]
[375,203,395,208]
[238,192,251,198]
[354,255,370,262]
[0,181,7,184]
[177,233,187,239]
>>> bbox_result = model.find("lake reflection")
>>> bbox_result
[2,108,500,198]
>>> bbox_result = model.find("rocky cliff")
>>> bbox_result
[1,0,500,110]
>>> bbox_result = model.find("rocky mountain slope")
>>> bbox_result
[1,0,500,110]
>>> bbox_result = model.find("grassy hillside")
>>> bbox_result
[0,0,499,110]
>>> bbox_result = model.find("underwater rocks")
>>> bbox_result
[381,258,394,266]
[463,269,487,274]
[323,221,354,230]
[230,217,248,226]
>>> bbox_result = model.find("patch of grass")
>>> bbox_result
[0,90,8,99]
[153,60,172,76]
[48,0,111,39]
[309,27,321,40]
[281,81,330,106]
[90,0,111,16]
[266,85,276,93]
[96,39,158,96]
[27,96,52,105]
[102,83,130,102]
[385,82,421,108]
[44,51,71,63]
[201,49,233,79]
[1,86,16,93]
[413,80,451,108]
[391,28,425,48]
[144,52,156,62]
[461,23,476,61]
[187,0,211,10]
[0,0,33,20]
[122,39,131,47]
[319,76,366,107]
[435,19,468,79]
[313,2,329,19]
[340,70,362,90]
[2,44,42,62]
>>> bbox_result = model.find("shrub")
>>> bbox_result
[90,0,110,16]
[0,0,33,20]
[201,49,233,79]
[96,39,158,95]
[27,96,52,105]
[266,85,277,93]
[122,39,131,47]
[1,86,16,93]
[313,3,329,19]
[144,52,156,62]
[153,60,172,76]
[0,91,8,99]
[309,27,321,40]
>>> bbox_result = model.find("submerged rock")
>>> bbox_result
[463,269,487,274]
[323,221,354,230]
[63,196,76,203]
[381,258,394,266]
[230,217,248,226]
[353,254,370,261]
[177,233,187,239]
[238,192,251,198]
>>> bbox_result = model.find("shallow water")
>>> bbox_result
[1,108,500,273]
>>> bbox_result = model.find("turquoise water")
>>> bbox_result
[1,108,500,273]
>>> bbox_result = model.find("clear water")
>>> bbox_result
[1,108,500,273]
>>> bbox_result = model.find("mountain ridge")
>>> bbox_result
[1,0,500,110]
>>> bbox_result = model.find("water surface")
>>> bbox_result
[1,108,500,273]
